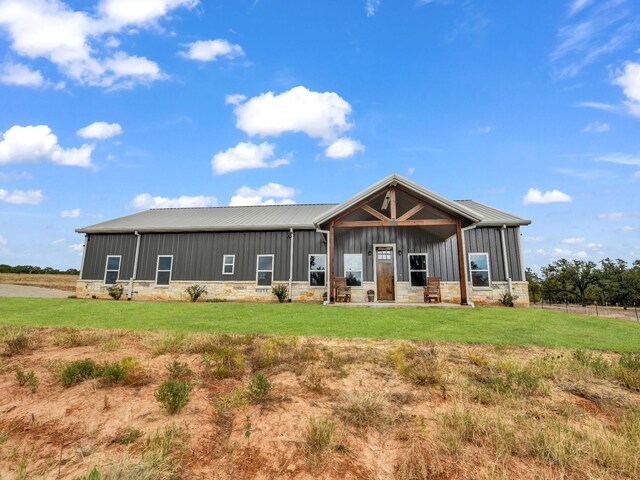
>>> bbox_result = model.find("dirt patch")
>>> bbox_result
[0,273,77,292]
[535,302,640,321]
[0,328,638,479]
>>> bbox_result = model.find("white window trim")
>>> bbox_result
[222,254,235,275]
[104,255,121,285]
[408,253,429,287]
[156,255,173,285]
[308,254,326,286]
[344,253,363,287]
[468,252,491,289]
[256,254,274,287]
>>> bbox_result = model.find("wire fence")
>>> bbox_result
[532,300,640,321]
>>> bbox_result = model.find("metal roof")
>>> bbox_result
[76,176,530,234]
[76,204,337,233]
[312,173,483,227]
[455,200,531,227]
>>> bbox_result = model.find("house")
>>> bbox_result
[75,174,531,305]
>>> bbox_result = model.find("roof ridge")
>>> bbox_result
[147,203,339,211]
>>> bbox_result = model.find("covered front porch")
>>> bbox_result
[314,176,482,306]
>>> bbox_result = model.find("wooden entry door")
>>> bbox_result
[376,247,395,301]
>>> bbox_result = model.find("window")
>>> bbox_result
[469,253,490,287]
[256,255,274,286]
[408,254,428,286]
[309,254,326,286]
[344,254,362,286]
[222,254,235,275]
[104,256,121,285]
[156,255,173,285]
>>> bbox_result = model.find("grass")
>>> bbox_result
[0,298,639,352]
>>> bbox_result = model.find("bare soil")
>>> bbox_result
[0,328,638,479]
[534,302,640,322]
[0,274,78,292]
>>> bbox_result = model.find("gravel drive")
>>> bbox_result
[0,284,70,298]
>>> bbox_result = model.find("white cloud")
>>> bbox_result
[77,121,122,139]
[613,61,640,116]
[52,238,65,245]
[575,101,618,111]
[225,94,246,105]
[562,237,584,244]
[568,0,593,16]
[0,0,194,89]
[325,137,364,159]
[0,188,43,204]
[0,125,94,167]
[598,212,626,220]
[130,193,217,210]
[0,61,44,87]
[585,242,603,249]
[180,39,244,62]
[583,121,609,133]
[232,86,354,142]
[60,208,80,218]
[69,243,84,253]
[0,234,7,246]
[523,236,545,243]
[523,188,572,205]
[553,248,572,256]
[595,153,640,166]
[573,251,588,259]
[229,183,297,206]
[211,141,289,175]
[98,0,198,27]
[407,167,415,176]
[366,0,381,16]
[623,225,638,232]
[471,126,493,134]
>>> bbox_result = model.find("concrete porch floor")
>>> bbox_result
[326,302,470,308]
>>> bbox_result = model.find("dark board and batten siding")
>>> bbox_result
[334,227,460,282]
[81,234,137,281]
[81,226,523,284]
[81,230,326,283]
[464,227,523,282]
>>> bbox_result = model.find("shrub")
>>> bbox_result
[271,284,288,303]
[615,353,640,391]
[304,415,335,454]
[15,369,38,392]
[185,284,207,302]
[155,379,193,415]
[100,361,129,386]
[247,373,272,402]
[112,426,143,445]
[107,284,124,300]
[60,359,101,387]
[202,346,244,379]
[156,361,193,414]
[498,293,518,307]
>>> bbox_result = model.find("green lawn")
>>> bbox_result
[1,298,639,352]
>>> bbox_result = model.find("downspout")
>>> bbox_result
[316,228,331,305]
[461,225,476,307]
[288,228,294,302]
[79,234,88,280]
[128,231,141,300]
[500,225,513,295]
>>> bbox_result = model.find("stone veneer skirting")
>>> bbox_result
[76,279,529,306]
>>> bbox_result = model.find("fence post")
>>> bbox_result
[595,302,598,317]
[635,302,639,322]
[565,300,568,313]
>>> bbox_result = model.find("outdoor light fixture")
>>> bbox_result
[368,250,372,256]
[398,250,402,256]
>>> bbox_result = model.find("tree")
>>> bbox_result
[525,268,542,303]
[599,258,633,308]
[542,259,599,307]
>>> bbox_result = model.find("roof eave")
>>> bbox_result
[76,224,318,234]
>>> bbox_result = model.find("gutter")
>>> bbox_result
[500,225,513,295]
[288,228,294,302]
[460,224,476,307]
[315,228,331,305]
[128,231,141,300]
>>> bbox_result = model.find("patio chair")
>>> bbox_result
[423,276,442,303]
[334,277,352,303]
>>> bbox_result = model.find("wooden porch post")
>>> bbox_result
[456,219,469,305]
[329,221,335,304]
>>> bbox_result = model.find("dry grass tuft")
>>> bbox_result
[390,342,445,387]
[335,390,389,430]
[395,433,444,480]
[304,415,336,455]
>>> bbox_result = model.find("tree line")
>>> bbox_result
[526,258,640,307]
[0,264,80,275]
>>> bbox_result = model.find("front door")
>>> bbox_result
[376,247,395,301]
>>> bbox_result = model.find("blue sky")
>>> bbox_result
[0,0,638,271]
